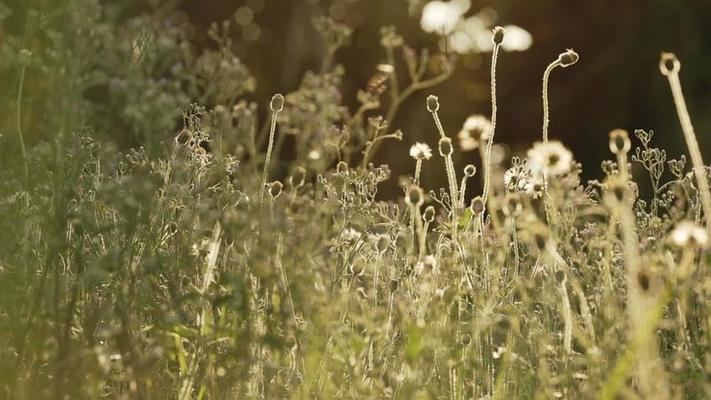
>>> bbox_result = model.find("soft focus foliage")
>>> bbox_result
[1,1,710,399]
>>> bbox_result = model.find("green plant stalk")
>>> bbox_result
[17,64,29,178]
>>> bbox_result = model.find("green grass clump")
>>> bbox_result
[1,1,710,399]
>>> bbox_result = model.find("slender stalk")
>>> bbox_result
[414,159,422,185]
[660,52,711,231]
[17,57,30,178]
[542,49,579,142]
[259,94,284,203]
[483,28,503,205]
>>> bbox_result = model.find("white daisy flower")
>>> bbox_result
[503,165,531,192]
[457,115,491,151]
[420,0,470,35]
[670,221,709,249]
[526,141,574,177]
[410,142,433,160]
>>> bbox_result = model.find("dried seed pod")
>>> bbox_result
[336,161,349,175]
[290,166,306,187]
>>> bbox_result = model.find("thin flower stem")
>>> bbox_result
[17,64,29,179]
[661,53,711,232]
[541,60,561,143]
[260,94,284,203]
[483,41,501,205]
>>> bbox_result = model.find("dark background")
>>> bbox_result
[182,0,711,193]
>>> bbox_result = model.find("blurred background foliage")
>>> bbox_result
[2,0,711,197]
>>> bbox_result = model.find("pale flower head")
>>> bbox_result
[420,0,470,35]
[458,115,491,151]
[500,25,532,52]
[526,141,574,177]
[670,221,709,249]
[410,142,433,161]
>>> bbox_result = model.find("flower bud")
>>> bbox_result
[659,52,680,76]
[426,95,440,113]
[464,164,476,177]
[423,206,436,223]
[470,196,485,215]
[290,166,306,187]
[268,181,283,198]
[608,129,631,155]
[375,235,390,253]
[270,93,285,112]
[558,49,579,68]
[492,26,505,45]
[336,161,349,175]
[406,185,424,207]
[438,137,453,157]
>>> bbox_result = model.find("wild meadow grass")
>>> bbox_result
[1,2,710,399]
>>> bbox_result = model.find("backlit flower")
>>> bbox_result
[410,142,433,160]
[526,141,574,177]
[458,115,491,151]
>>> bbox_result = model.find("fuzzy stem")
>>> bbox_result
[542,60,561,143]
[414,159,422,185]
[483,42,501,205]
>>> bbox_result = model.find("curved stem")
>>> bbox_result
[665,69,711,232]
[542,60,561,143]
[259,107,281,203]
[483,43,501,204]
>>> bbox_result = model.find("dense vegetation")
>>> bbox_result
[1,1,709,398]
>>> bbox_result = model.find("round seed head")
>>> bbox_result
[492,26,505,45]
[608,129,631,155]
[558,49,579,68]
[270,93,284,112]
[659,52,680,76]
[438,137,453,156]
[464,164,477,177]
[268,181,283,198]
[502,194,523,217]
[423,205,436,223]
[426,95,440,113]
[470,196,485,215]
[290,166,306,187]
[336,161,349,175]
[406,185,424,207]
[375,234,390,253]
